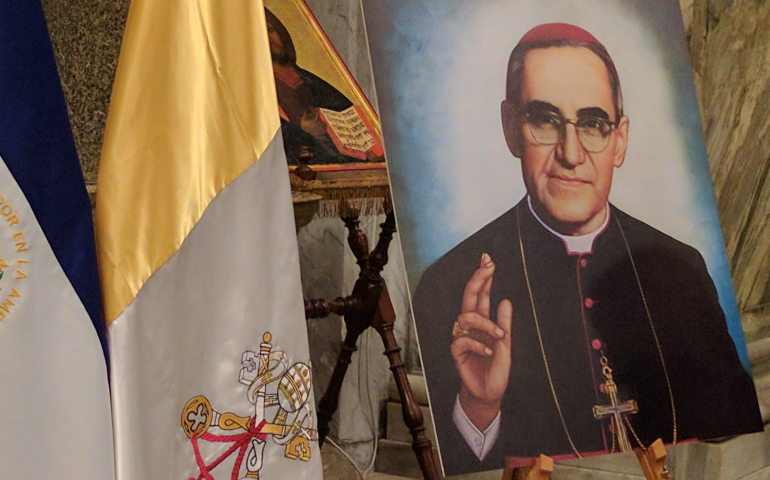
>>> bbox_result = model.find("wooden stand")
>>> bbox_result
[635,439,671,480]
[503,439,671,480]
[502,455,554,480]
[304,211,442,480]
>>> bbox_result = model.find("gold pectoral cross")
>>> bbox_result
[592,354,638,452]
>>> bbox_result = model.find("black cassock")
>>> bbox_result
[413,198,762,476]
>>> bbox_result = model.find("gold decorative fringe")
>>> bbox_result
[316,197,388,219]
[289,171,392,218]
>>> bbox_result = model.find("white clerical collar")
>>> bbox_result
[527,196,610,255]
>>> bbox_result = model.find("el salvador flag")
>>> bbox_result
[0,1,115,478]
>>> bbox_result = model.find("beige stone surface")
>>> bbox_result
[386,401,436,446]
[687,0,770,336]
[744,306,770,345]
[323,441,363,480]
[680,0,695,33]
[669,428,770,480]
[388,374,430,405]
[367,474,416,480]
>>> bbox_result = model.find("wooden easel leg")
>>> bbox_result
[315,331,359,446]
[308,212,442,478]
[635,438,670,480]
[312,213,392,446]
[504,455,554,480]
[373,283,442,480]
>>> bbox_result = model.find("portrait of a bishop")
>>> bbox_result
[361,1,764,475]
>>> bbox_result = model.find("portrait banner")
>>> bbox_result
[362,0,763,475]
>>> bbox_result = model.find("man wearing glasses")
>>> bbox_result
[412,23,761,475]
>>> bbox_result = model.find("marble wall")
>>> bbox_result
[681,0,770,342]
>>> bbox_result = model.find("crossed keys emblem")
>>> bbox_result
[181,332,318,480]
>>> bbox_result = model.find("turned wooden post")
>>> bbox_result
[307,211,390,440]
[315,326,365,445]
[304,296,361,319]
[311,213,382,446]
[373,282,442,480]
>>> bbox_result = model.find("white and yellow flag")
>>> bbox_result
[96,1,322,478]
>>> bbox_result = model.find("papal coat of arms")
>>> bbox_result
[181,332,317,479]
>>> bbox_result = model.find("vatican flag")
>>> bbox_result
[0,1,115,478]
[96,1,322,478]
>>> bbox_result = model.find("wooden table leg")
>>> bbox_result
[315,329,360,446]
[373,283,441,480]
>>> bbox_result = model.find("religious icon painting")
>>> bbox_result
[362,0,763,475]
[263,0,385,172]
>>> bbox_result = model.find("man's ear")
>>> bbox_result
[501,100,523,158]
[613,116,630,168]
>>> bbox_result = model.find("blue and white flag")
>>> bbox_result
[0,1,116,478]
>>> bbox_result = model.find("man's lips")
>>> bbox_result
[548,175,590,185]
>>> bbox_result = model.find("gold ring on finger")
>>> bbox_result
[452,321,469,338]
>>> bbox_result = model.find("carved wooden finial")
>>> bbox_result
[294,146,317,181]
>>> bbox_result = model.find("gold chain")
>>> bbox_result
[625,415,646,450]
[517,205,583,457]
[615,216,677,445]
[610,423,617,453]
[515,205,677,456]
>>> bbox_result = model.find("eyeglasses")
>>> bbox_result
[523,110,618,153]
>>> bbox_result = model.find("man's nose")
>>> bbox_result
[556,123,586,167]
